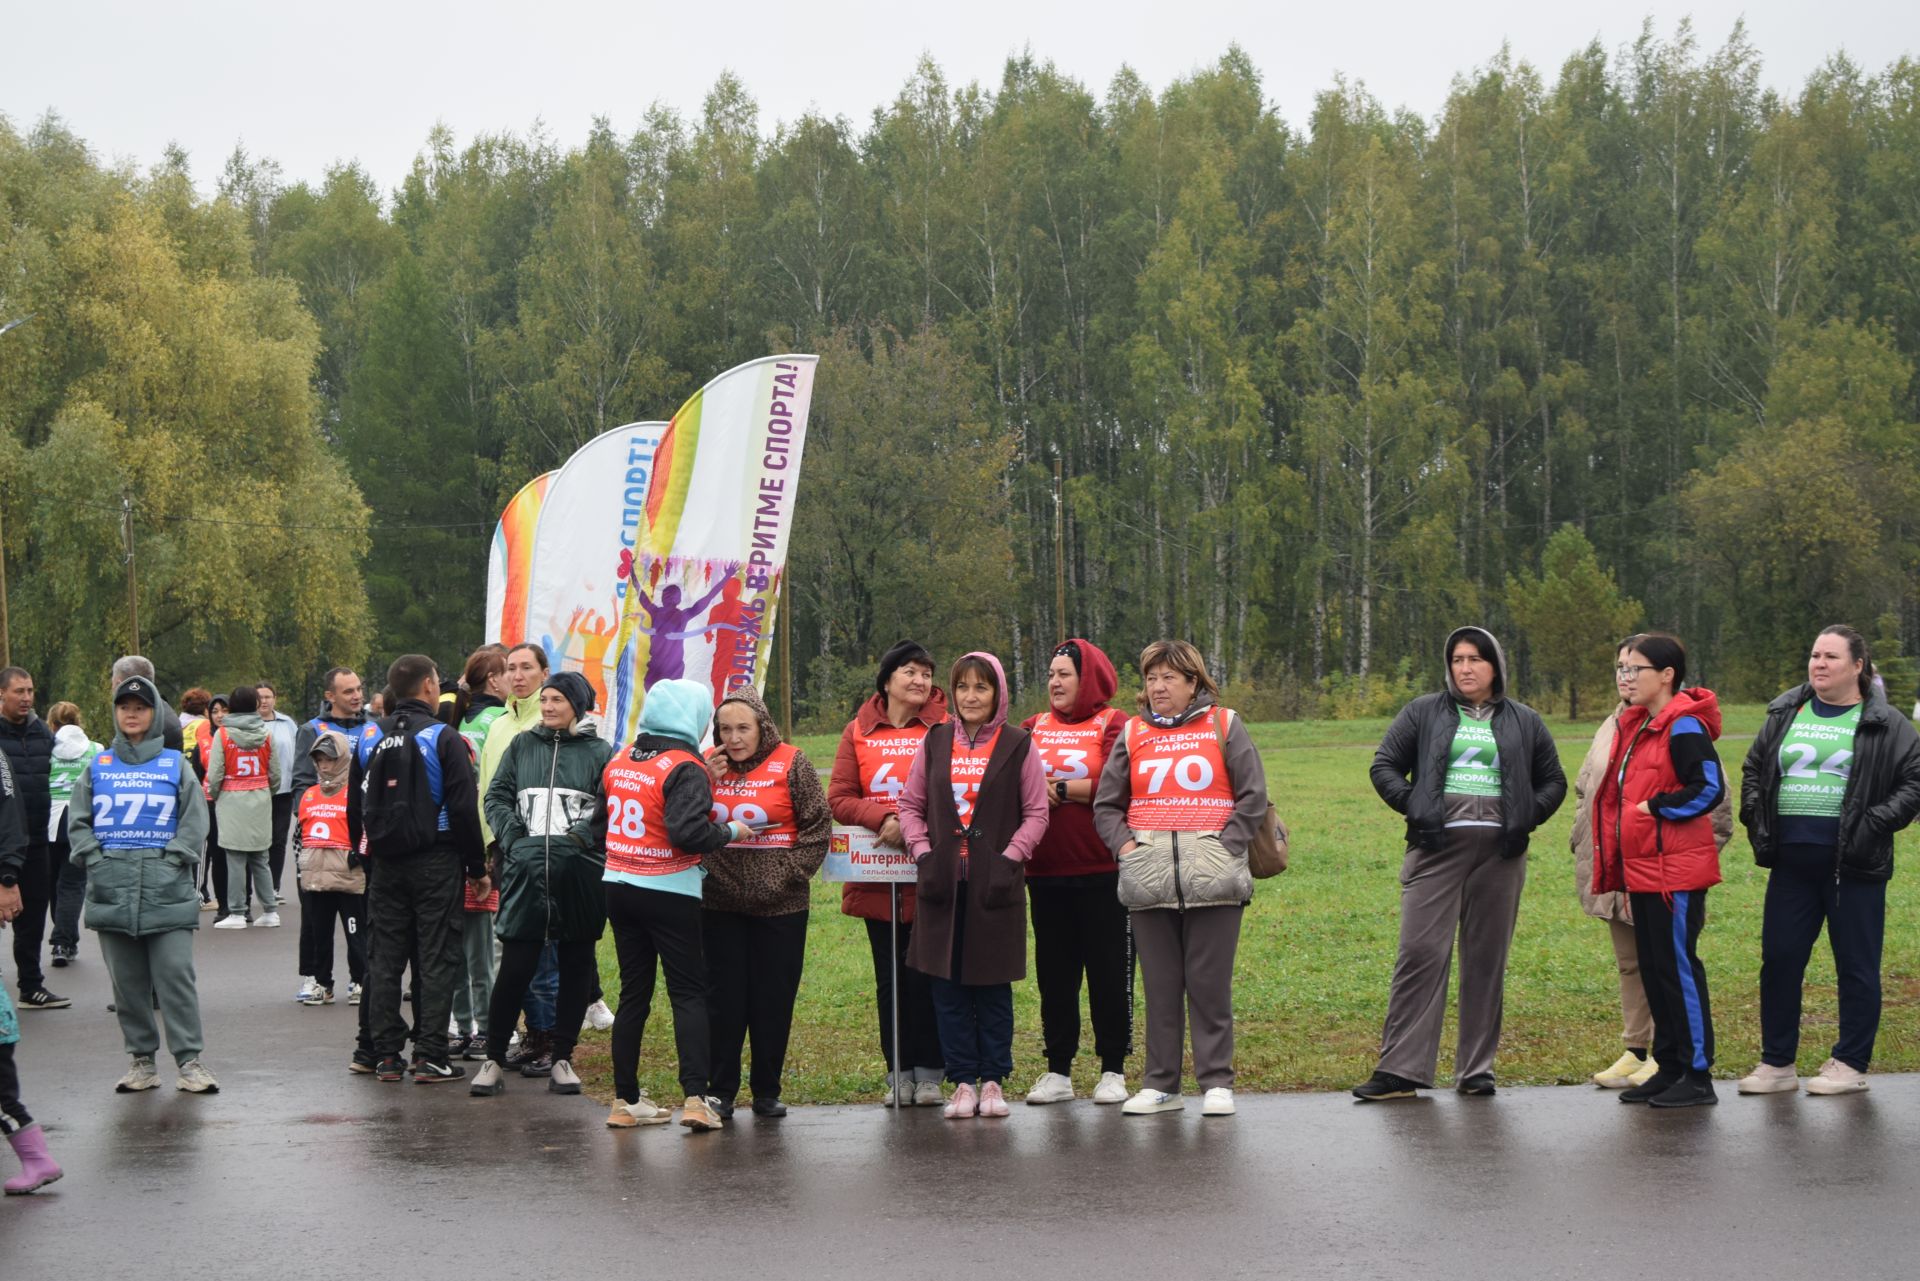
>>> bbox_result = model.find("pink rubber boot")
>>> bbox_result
[4,1124,64,1195]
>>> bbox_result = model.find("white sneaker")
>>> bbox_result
[213,916,248,930]
[1805,1058,1869,1095]
[912,1080,945,1107]
[1121,1088,1183,1115]
[1025,1071,1074,1105]
[295,976,317,1003]
[1092,1071,1130,1104]
[607,1093,672,1127]
[176,1060,220,1093]
[346,983,362,1006]
[1202,1087,1236,1116]
[548,1059,583,1095]
[1736,1062,1800,1094]
[115,1056,161,1093]
[253,911,281,928]
[582,998,615,1031]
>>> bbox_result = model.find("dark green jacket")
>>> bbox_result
[483,717,615,942]
[67,707,210,937]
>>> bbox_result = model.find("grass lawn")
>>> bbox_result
[569,706,1920,1103]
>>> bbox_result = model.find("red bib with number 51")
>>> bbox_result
[710,743,800,848]
[603,749,704,876]
[1124,709,1236,831]
[218,728,272,791]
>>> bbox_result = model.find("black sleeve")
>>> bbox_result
[0,754,25,878]
[1863,716,1920,839]
[438,729,486,879]
[661,760,735,855]
[346,746,365,856]
[291,722,320,795]
[1369,701,1422,814]
[1648,719,1725,821]
[1528,715,1568,826]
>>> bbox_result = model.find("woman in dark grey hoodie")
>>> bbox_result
[1353,627,1566,1101]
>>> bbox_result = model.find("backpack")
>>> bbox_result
[359,711,447,856]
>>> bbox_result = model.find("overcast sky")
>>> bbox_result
[5,2,1911,194]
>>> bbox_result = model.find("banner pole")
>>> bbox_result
[890,883,902,1109]
[780,572,794,741]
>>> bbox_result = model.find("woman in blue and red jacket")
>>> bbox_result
[1591,632,1725,1109]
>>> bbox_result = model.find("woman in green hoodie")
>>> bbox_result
[209,685,282,929]
[67,675,218,1094]
[473,671,615,1099]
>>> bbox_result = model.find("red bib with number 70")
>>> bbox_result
[1124,709,1236,831]
[603,749,704,876]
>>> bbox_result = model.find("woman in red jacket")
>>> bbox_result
[1591,633,1726,1108]
[826,640,949,1106]
[1020,638,1130,1105]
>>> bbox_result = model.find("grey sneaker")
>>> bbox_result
[115,1056,161,1093]
[912,1080,945,1107]
[1805,1058,1869,1095]
[176,1060,220,1093]
[549,1059,582,1095]
[469,1060,505,1096]
[1736,1062,1799,1094]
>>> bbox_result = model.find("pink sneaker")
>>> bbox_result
[944,1082,978,1119]
[978,1081,1009,1118]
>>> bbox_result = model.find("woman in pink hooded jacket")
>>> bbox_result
[899,651,1049,1119]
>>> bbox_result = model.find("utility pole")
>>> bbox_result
[1053,455,1066,645]
[122,492,139,653]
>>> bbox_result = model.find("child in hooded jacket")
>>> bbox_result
[292,731,365,1005]
[899,652,1049,1119]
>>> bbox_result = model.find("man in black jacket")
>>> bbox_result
[0,667,66,1010]
[347,655,489,1084]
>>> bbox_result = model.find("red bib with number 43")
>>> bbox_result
[1124,709,1236,831]
[710,743,800,848]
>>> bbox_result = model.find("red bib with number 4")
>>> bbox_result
[1124,709,1236,831]
[852,724,926,809]
[710,743,800,848]
[603,749,704,876]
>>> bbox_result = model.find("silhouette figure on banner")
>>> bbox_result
[632,563,742,687]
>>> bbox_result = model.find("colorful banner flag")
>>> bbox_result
[520,355,816,740]
[484,470,555,647]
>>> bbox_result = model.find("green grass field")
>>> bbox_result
[569,707,1920,1103]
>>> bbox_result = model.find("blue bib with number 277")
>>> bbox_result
[90,749,185,850]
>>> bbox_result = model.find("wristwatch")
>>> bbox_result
[1054,781,1068,803]
[0,871,18,888]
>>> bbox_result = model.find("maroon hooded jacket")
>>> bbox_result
[1022,638,1125,877]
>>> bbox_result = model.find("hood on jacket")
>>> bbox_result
[716,684,783,773]
[110,691,179,764]
[529,712,603,742]
[1052,638,1118,723]
[311,729,351,793]
[853,686,949,735]
[1444,626,1509,706]
[53,724,97,760]
[218,711,270,747]
[1623,686,1723,739]
[951,651,1011,746]
[639,679,713,748]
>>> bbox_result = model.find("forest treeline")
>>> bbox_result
[3,20,1919,724]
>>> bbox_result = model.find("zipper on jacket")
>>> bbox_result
[545,734,560,937]
[1172,830,1186,912]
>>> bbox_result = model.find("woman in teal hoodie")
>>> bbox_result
[67,675,217,1094]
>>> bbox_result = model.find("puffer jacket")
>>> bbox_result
[1572,704,1734,919]
[1591,687,1724,896]
[703,685,831,917]
[0,711,54,851]
[1093,692,1270,912]
[66,695,211,936]
[484,715,616,942]
[1740,683,1920,882]
[208,711,280,851]
[295,730,363,895]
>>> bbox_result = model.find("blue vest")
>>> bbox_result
[357,719,450,832]
[90,749,186,850]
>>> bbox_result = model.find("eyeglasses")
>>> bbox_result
[1614,664,1657,679]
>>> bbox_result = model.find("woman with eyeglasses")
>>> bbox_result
[1589,633,1724,1108]
[1734,625,1920,1096]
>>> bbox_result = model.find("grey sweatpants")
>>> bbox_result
[452,910,497,1035]
[1376,826,1525,1085]
[1131,904,1243,1091]
[226,847,277,916]
[97,929,205,1066]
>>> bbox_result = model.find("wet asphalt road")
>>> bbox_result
[6,895,1920,1279]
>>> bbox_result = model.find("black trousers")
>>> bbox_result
[10,839,49,993]
[269,792,294,892]
[1760,845,1887,1070]
[308,890,368,991]
[607,882,710,1101]
[490,937,597,1065]
[864,916,944,1075]
[704,908,808,1101]
[0,1041,30,1135]
[49,833,87,953]
[366,846,464,1063]
[1631,888,1714,1075]
[1028,874,1133,1075]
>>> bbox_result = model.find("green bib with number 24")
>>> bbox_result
[1776,702,1861,818]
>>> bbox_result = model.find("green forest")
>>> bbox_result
[3,21,1919,724]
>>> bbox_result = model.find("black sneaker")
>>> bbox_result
[448,1034,471,1059]
[375,1054,408,1082]
[1619,1070,1680,1103]
[1647,1072,1718,1109]
[412,1059,466,1084]
[1352,1070,1423,1101]
[713,1097,737,1120]
[349,1054,377,1075]
[519,1050,554,1078]
[50,945,76,968]
[463,1034,489,1061]
[19,987,72,1010]
[1456,1073,1496,1096]
[752,1097,787,1118]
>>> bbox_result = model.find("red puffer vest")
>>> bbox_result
[1591,687,1723,896]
